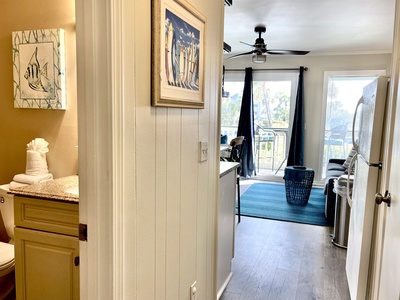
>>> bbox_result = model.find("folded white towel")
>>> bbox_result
[26,150,49,176]
[27,138,49,153]
[9,181,29,189]
[13,173,53,185]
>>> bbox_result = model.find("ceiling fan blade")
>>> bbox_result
[266,49,310,55]
[240,41,256,47]
[227,50,256,59]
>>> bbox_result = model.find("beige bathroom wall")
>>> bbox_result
[0,0,78,183]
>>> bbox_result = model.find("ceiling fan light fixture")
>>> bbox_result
[227,25,310,61]
[252,54,266,64]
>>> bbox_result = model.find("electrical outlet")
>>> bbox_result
[190,281,197,300]
[199,141,208,162]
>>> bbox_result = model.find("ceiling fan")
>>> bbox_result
[228,25,310,63]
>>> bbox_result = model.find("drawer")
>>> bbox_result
[14,196,79,237]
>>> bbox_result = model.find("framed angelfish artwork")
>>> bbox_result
[12,28,66,109]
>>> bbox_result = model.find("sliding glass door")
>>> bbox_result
[221,70,298,175]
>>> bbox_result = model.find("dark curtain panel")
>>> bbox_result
[287,66,305,166]
[237,67,256,177]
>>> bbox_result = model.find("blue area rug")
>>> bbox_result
[238,182,331,226]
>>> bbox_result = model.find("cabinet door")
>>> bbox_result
[15,227,79,300]
[217,169,236,297]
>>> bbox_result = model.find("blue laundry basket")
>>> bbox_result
[284,166,315,205]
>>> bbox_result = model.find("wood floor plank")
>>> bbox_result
[221,215,351,300]
[238,249,280,299]
[298,238,327,299]
[220,291,241,300]
[266,268,299,300]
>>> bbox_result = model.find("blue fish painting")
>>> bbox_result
[24,47,49,92]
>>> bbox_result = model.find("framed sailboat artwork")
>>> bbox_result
[12,28,66,109]
[152,0,206,108]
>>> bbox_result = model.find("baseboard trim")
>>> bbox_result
[217,272,233,299]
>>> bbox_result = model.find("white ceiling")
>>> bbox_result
[223,0,396,57]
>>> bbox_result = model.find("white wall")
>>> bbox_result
[131,2,224,297]
[76,0,225,299]
[223,53,392,180]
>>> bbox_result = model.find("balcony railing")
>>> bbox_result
[221,125,288,175]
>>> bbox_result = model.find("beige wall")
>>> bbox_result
[0,0,78,183]
[223,53,392,180]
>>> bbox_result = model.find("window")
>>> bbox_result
[221,80,243,142]
[221,70,298,174]
[320,70,386,178]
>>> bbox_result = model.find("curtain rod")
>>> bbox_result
[225,67,308,72]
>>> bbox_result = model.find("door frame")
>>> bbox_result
[76,0,132,298]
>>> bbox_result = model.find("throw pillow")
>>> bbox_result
[342,148,357,172]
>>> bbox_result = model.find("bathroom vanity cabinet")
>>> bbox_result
[13,195,79,300]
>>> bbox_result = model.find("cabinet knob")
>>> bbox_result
[74,256,80,266]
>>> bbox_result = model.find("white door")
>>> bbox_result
[376,139,400,298]
[371,1,400,299]
[374,77,400,299]
[346,76,388,300]
[346,156,380,300]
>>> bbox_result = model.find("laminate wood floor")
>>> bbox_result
[220,181,351,300]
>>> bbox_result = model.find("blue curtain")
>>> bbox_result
[287,66,305,166]
[237,67,256,177]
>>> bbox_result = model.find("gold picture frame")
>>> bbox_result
[152,0,206,108]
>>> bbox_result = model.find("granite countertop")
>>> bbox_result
[9,175,79,203]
